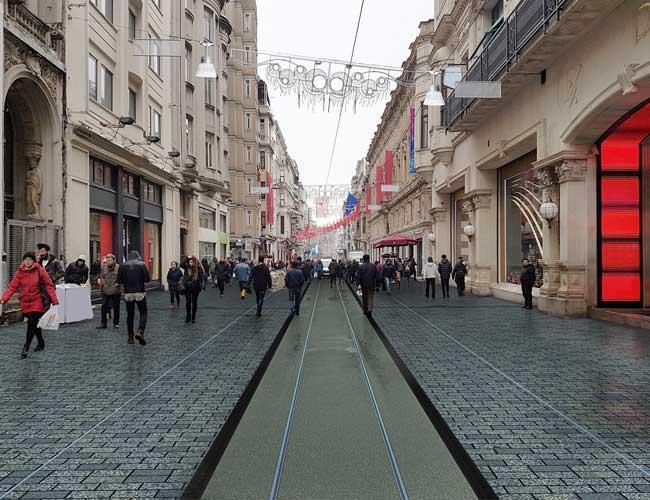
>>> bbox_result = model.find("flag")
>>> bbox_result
[365,183,371,215]
[409,107,416,175]
[384,151,394,198]
[375,164,383,204]
[344,192,358,216]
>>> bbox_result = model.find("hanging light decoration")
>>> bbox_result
[196,42,218,79]
[463,223,476,238]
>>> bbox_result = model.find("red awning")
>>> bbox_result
[373,235,417,249]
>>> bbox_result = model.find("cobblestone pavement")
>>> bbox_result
[0,285,293,499]
[362,281,650,500]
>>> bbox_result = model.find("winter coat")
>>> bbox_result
[382,264,396,279]
[250,263,272,291]
[285,268,305,289]
[520,265,536,287]
[38,256,64,284]
[2,264,59,314]
[302,261,313,280]
[328,261,338,274]
[182,263,204,291]
[438,259,452,279]
[100,264,121,296]
[452,262,467,281]
[117,251,151,294]
[65,262,89,285]
[215,261,229,279]
[422,262,439,280]
[315,261,324,273]
[357,262,378,289]
[234,263,251,283]
[167,268,184,290]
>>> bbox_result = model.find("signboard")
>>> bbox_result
[381,184,399,193]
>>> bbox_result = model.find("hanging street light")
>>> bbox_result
[424,70,445,107]
[196,42,217,79]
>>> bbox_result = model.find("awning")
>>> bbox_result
[373,235,417,249]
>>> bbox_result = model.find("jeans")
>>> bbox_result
[169,288,181,306]
[125,297,148,334]
[255,289,266,315]
[384,277,392,293]
[202,274,209,291]
[101,294,121,325]
[288,287,302,313]
[425,278,436,298]
[441,278,450,297]
[185,285,200,321]
[239,281,248,298]
[361,287,374,314]
[24,312,45,349]
[522,284,533,308]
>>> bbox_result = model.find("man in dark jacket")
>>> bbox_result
[520,258,536,309]
[97,254,121,329]
[37,243,64,284]
[117,250,150,345]
[452,257,467,296]
[438,254,452,298]
[382,259,396,295]
[214,257,229,296]
[285,260,306,315]
[329,260,339,288]
[249,256,272,317]
[302,259,314,283]
[357,254,378,317]
[64,255,89,285]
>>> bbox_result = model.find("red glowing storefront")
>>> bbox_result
[598,100,650,307]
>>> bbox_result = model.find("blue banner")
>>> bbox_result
[344,193,358,216]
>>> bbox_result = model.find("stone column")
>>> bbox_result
[430,207,448,262]
[469,192,495,296]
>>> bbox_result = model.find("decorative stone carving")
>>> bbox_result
[461,198,474,213]
[617,65,639,95]
[535,166,559,203]
[637,2,650,44]
[4,39,60,101]
[24,143,43,220]
[25,54,41,75]
[558,64,582,109]
[4,40,25,72]
[555,159,587,183]
[472,193,491,210]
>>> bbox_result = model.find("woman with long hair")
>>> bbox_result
[183,256,203,323]
[167,261,184,309]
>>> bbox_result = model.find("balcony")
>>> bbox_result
[5,3,64,66]
[443,0,617,131]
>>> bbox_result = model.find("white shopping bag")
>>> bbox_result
[37,307,60,331]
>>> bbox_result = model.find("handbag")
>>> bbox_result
[39,274,52,309]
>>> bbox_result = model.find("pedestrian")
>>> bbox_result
[64,255,89,285]
[167,261,184,309]
[382,259,396,295]
[520,258,536,310]
[249,256,272,317]
[96,254,121,329]
[452,257,467,296]
[374,261,382,292]
[329,259,338,288]
[209,257,218,288]
[201,257,210,291]
[438,254,452,298]
[1,252,59,358]
[214,257,228,296]
[37,243,64,284]
[302,259,313,283]
[234,258,251,300]
[423,256,439,299]
[410,258,417,281]
[225,258,233,286]
[117,251,150,345]
[315,259,323,279]
[183,256,203,324]
[336,260,344,285]
[357,254,378,318]
[285,260,305,315]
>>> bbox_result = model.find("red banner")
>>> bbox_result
[375,164,383,205]
[384,151,394,199]
[365,183,371,215]
[266,171,274,224]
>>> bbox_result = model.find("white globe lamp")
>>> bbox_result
[539,201,559,226]
[463,223,475,238]
[427,233,435,242]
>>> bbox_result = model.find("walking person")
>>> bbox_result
[438,254,452,298]
[214,257,228,297]
[423,256,439,299]
[357,255,378,318]
[167,261,184,309]
[1,252,59,358]
[329,259,338,288]
[182,256,203,324]
[336,260,344,286]
[249,256,272,317]
[315,259,324,279]
[117,251,150,345]
[382,259,396,295]
[285,260,305,315]
[96,254,121,329]
[201,257,210,291]
[452,257,468,296]
[520,258,536,310]
[37,243,64,284]
[234,258,251,300]
[64,255,89,285]
[225,259,233,286]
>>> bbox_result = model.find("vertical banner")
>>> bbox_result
[365,183,371,215]
[375,165,383,205]
[409,107,416,175]
[384,150,394,199]
[266,172,274,224]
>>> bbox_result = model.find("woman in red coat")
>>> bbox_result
[1,251,59,358]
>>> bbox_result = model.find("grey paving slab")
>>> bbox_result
[360,281,650,500]
[0,284,293,499]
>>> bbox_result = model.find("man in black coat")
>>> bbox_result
[452,257,467,296]
[37,243,64,284]
[117,250,151,345]
[249,256,272,317]
[520,258,536,310]
[64,255,89,285]
[438,254,452,298]
[357,254,378,317]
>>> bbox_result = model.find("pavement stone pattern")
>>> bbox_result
[0,284,294,499]
[367,281,650,500]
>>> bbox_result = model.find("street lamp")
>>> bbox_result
[427,233,435,242]
[463,223,475,239]
[424,71,444,107]
[539,201,559,227]
[196,42,218,78]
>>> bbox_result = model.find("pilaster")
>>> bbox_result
[464,191,495,297]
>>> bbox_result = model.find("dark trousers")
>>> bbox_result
[456,277,465,296]
[255,289,267,314]
[185,286,200,321]
[289,287,302,313]
[425,278,436,298]
[522,284,533,308]
[330,275,337,288]
[361,287,374,314]
[24,312,45,349]
[169,288,181,306]
[101,294,121,325]
[441,278,450,297]
[125,298,148,334]
[216,278,225,295]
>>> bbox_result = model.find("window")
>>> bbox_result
[247,210,252,226]
[247,177,253,194]
[280,193,286,206]
[128,10,137,41]
[217,136,222,173]
[185,115,194,155]
[204,8,214,42]
[280,215,285,234]
[260,150,266,170]
[143,181,161,204]
[149,35,161,75]
[259,118,265,138]
[149,107,161,138]
[245,113,252,129]
[205,133,215,169]
[244,46,251,63]
[420,101,429,149]
[100,66,113,109]
[122,173,139,196]
[90,0,113,22]
[260,181,266,200]
[128,89,137,122]
[199,207,216,230]
[245,79,252,97]
[90,157,115,189]
[261,211,266,229]
[205,78,213,105]
[246,146,252,162]
[280,169,285,183]
[491,0,504,26]
[185,44,192,82]
[88,55,97,101]
[244,13,251,32]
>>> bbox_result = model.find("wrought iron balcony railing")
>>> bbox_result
[443,0,571,128]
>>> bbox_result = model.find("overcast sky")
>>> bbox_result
[257,1,434,188]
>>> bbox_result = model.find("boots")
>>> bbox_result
[21,346,29,359]
[135,329,146,346]
[33,343,45,352]
[128,333,135,344]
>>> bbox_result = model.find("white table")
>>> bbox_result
[55,284,93,324]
